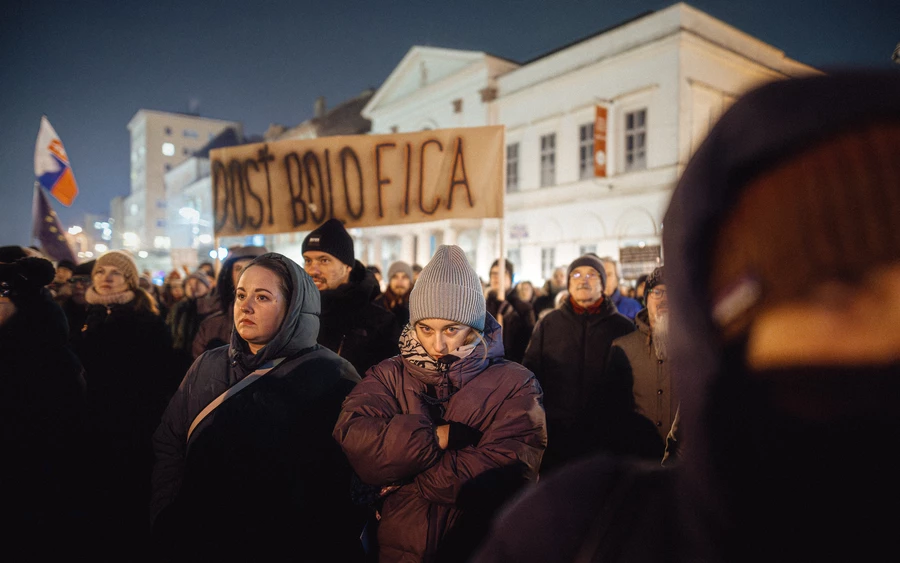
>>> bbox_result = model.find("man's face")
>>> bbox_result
[231,258,255,288]
[68,275,91,304]
[303,251,352,291]
[389,272,411,296]
[489,265,511,293]
[54,267,73,284]
[552,267,566,289]
[569,266,604,306]
[185,278,209,299]
[603,261,618,296]
[647,283,668,328]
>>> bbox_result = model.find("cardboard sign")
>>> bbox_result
[594,105,608,178]
[211,126,505,237]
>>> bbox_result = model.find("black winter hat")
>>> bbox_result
[302,218,354,267]
[0,256,56,305]
[643,266,665,305]
[567,254,607,290]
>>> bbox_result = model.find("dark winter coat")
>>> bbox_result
[333,314,546,563]
[523,296,634,472]
[607,308,675,446]
[319,259,400,376]
[471,71,900,563]
[151,254,365,562]
[166,294,217,370]
[73,289,181,555]
[1,289,88,556]
[486,287,536,364]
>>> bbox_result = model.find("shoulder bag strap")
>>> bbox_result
[186,357,285,444]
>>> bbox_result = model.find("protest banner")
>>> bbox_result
[211,125,504,237]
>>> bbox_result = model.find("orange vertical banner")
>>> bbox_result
[594,105,608,178]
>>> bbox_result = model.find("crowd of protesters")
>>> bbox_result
[3,70,898,562]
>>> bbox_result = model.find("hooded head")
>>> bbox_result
[216,245,269,313]
[664,70,900,559]
[230,252,320,371]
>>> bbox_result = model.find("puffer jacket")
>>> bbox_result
[151,253,365,562]
[333,314,546,563]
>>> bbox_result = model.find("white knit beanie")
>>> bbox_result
[409,245,485,331]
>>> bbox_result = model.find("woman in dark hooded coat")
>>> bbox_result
[151,253,365,562]
[0,249,88,556]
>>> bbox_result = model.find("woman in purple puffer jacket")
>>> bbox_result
[333,245,547,563]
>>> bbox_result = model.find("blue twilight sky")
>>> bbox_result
[1,0,898,246]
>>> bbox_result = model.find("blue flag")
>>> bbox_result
[32,184,77,264]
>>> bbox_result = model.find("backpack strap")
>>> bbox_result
[186,357,285,444]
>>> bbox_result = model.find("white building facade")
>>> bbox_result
[359,3,816,286]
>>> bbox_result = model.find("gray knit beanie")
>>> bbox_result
[387,261,414,282]
[409,245,486,331]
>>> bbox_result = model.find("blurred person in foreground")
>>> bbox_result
[472,70,900,563]
[0,248,88,557]
[333,245,546,563]
[151,253,364,561]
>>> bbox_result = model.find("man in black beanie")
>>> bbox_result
[302,218,399,376]
[522,253,634,475]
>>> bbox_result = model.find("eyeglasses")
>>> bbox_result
[68,276,91,285]
[648,288,667,299]
[569,272,599,281]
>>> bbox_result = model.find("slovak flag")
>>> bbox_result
[34,116,79,207]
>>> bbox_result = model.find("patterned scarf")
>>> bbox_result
[398,323,478,372]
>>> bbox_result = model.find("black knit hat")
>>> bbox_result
[0,256,56,305]
[643,266,665,305]
[302,218,354,267]
[567,254,607,290]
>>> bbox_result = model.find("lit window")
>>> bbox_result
[506,143,519,193]
[183,129,198,138]
[162,142,175,156]
[153,236,171,249]
[540,134,556,187]
[579,123,594,180]
[624,109,647,172]
[541,247,556,280]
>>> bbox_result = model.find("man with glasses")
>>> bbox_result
[604,266,676,461]
[524,254,634,475]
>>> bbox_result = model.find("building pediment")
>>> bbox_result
[363,46,511,117]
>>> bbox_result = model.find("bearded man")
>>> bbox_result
[604,266,675,459]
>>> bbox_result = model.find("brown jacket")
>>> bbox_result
[333,314,547,562]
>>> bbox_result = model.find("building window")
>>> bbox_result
[541,247,556,280]
[579,244,597,256]
[540,133,556,187]
[507,248,521,280]
[183,129,199,138]
[452,99,463,113]
[506,143,519,192]
[162,142,175,156]
[624,109,647,172]
[579,123,594,180]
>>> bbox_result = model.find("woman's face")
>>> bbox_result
[93,265,129,295]
[415,318,474,361]
[234,265,289,355]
